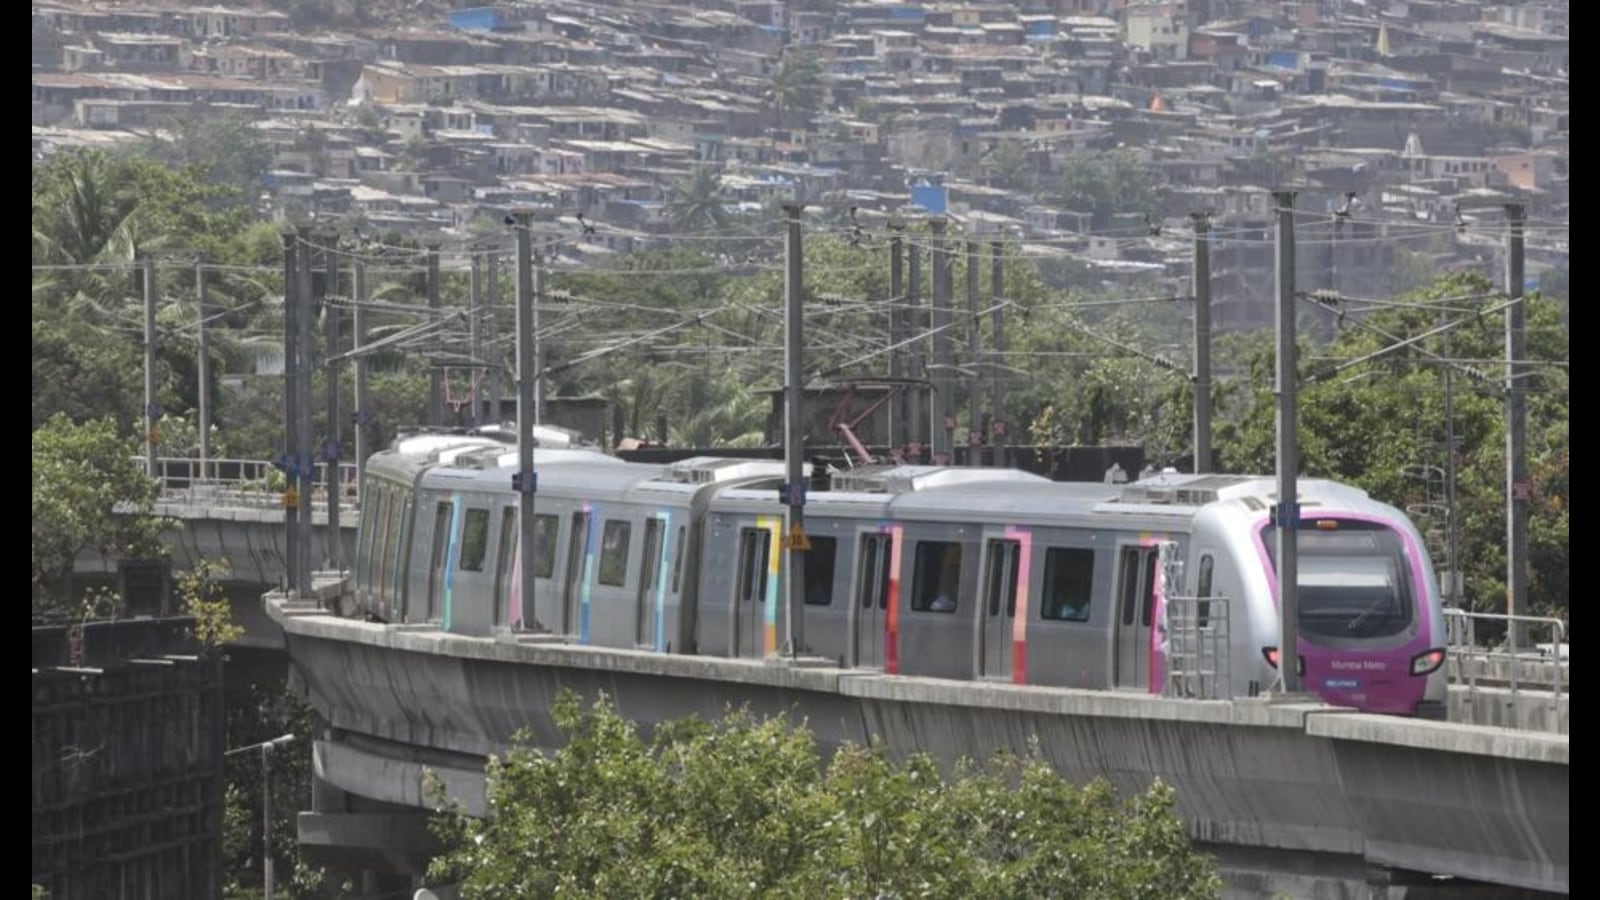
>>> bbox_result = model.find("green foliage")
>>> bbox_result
[767,51,825,130]
[426,692,1221,899]
[1054,152,1160,228]
[31,415,168,612]
[178,558,244,647]
[223,681,335,899]
[143,107,273,204]
[667,167,730,233]
[1217,273,1569,622]
[981,140,1037,193]
[31,313,144,431]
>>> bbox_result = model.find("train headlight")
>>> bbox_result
[1410,647,1446,676]
[1261,647,1305,676]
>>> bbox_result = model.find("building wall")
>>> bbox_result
[32,617,225,900]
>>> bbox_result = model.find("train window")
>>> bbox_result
[670,525,687,593]
[459,508,490,572]
[599,520,632,586]
[360,485,383,591]
[427,501,452,620]
[912,541,962,613]
[1041,548,1094,622]
[396,497,414,610]
[380,487,400,601]
[1261,522,1414,639]
[805,536,837,606]
[1141,552,1158,627]
[983,540,1021,618]
[493,508,517,624]
[532,514,557,578]
[1197,554,1214,628]
[857,534,892,610]
[382,490,402,603]
[1119,549,1140,626]
[565,512,591,607]
[736,527,771,606]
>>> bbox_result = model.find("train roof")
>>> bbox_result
[371,430,1388,525]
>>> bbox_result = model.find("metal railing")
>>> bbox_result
[1443,607,1567,702]
[1164,596,1232,700]
[141,457,360,511]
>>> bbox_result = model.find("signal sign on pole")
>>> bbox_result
[283,487,300,510]
[782,524,812,552]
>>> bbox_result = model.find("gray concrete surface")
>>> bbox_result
[268,591,1568,896]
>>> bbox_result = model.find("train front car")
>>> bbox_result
[1250,482,1448,718]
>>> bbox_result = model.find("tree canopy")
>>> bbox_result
[426,692,1222,899]
[1217,273,1569,622]
[31,414,167,611]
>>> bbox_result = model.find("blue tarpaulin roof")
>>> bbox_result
[911,183,948,215]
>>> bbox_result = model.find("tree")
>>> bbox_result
[144,106,273,204]
[981,140,1036,193]
[1054,152,1160,229]
[766,50,824,133]
[426,692,1222,899]
[176,558,244,648]
[1217,273,1568,623]
[31,415,168,611]
[666,166,730,233]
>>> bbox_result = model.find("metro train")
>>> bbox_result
[351,427,1448,718]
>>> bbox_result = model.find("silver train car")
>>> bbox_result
[352,429,1448,717]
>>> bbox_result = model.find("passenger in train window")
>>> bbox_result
[930,592,956,612]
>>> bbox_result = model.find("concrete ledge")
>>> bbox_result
[315,738,487,818]
[297,811,438,877]
[272,602,852,693]
[839,674,1242,725]
[1306,713,1568,764]
[1449,685,1568,734]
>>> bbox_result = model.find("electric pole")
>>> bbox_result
[1443,329,1459,609]
[427,244,442,427]
[1505,203,1528,645]
[965,240,981,466]
[513,214,538,633]
[470,250,482,427]
[533,252,545,426]
[354,259,370,503]
[990,240,1006,469]
[487,249,502,425]
[1191,212,1213,473]
[1273,191,1301,694]
[281,233,300,595]
[143,255,157,479]
[929,218,953,464]
[323,241,342,570]
[196,258,211,484]
[907,236,924,458]
[295,228,314,596]
[888,228,904,453]
[782,202,808,658]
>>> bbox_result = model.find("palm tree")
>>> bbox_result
[668,167,730,233]
[33,150,154,268]
[765,51,823,133]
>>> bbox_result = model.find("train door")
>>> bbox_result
[1114,544,1160,689]
[978,533,1022,681]
[733,525,773,658]
[853,530,893,668]
[562,510,591,636]
[425,500,452,622]
[635,517,665,648]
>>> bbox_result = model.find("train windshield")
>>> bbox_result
[1261,521,1415,640]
